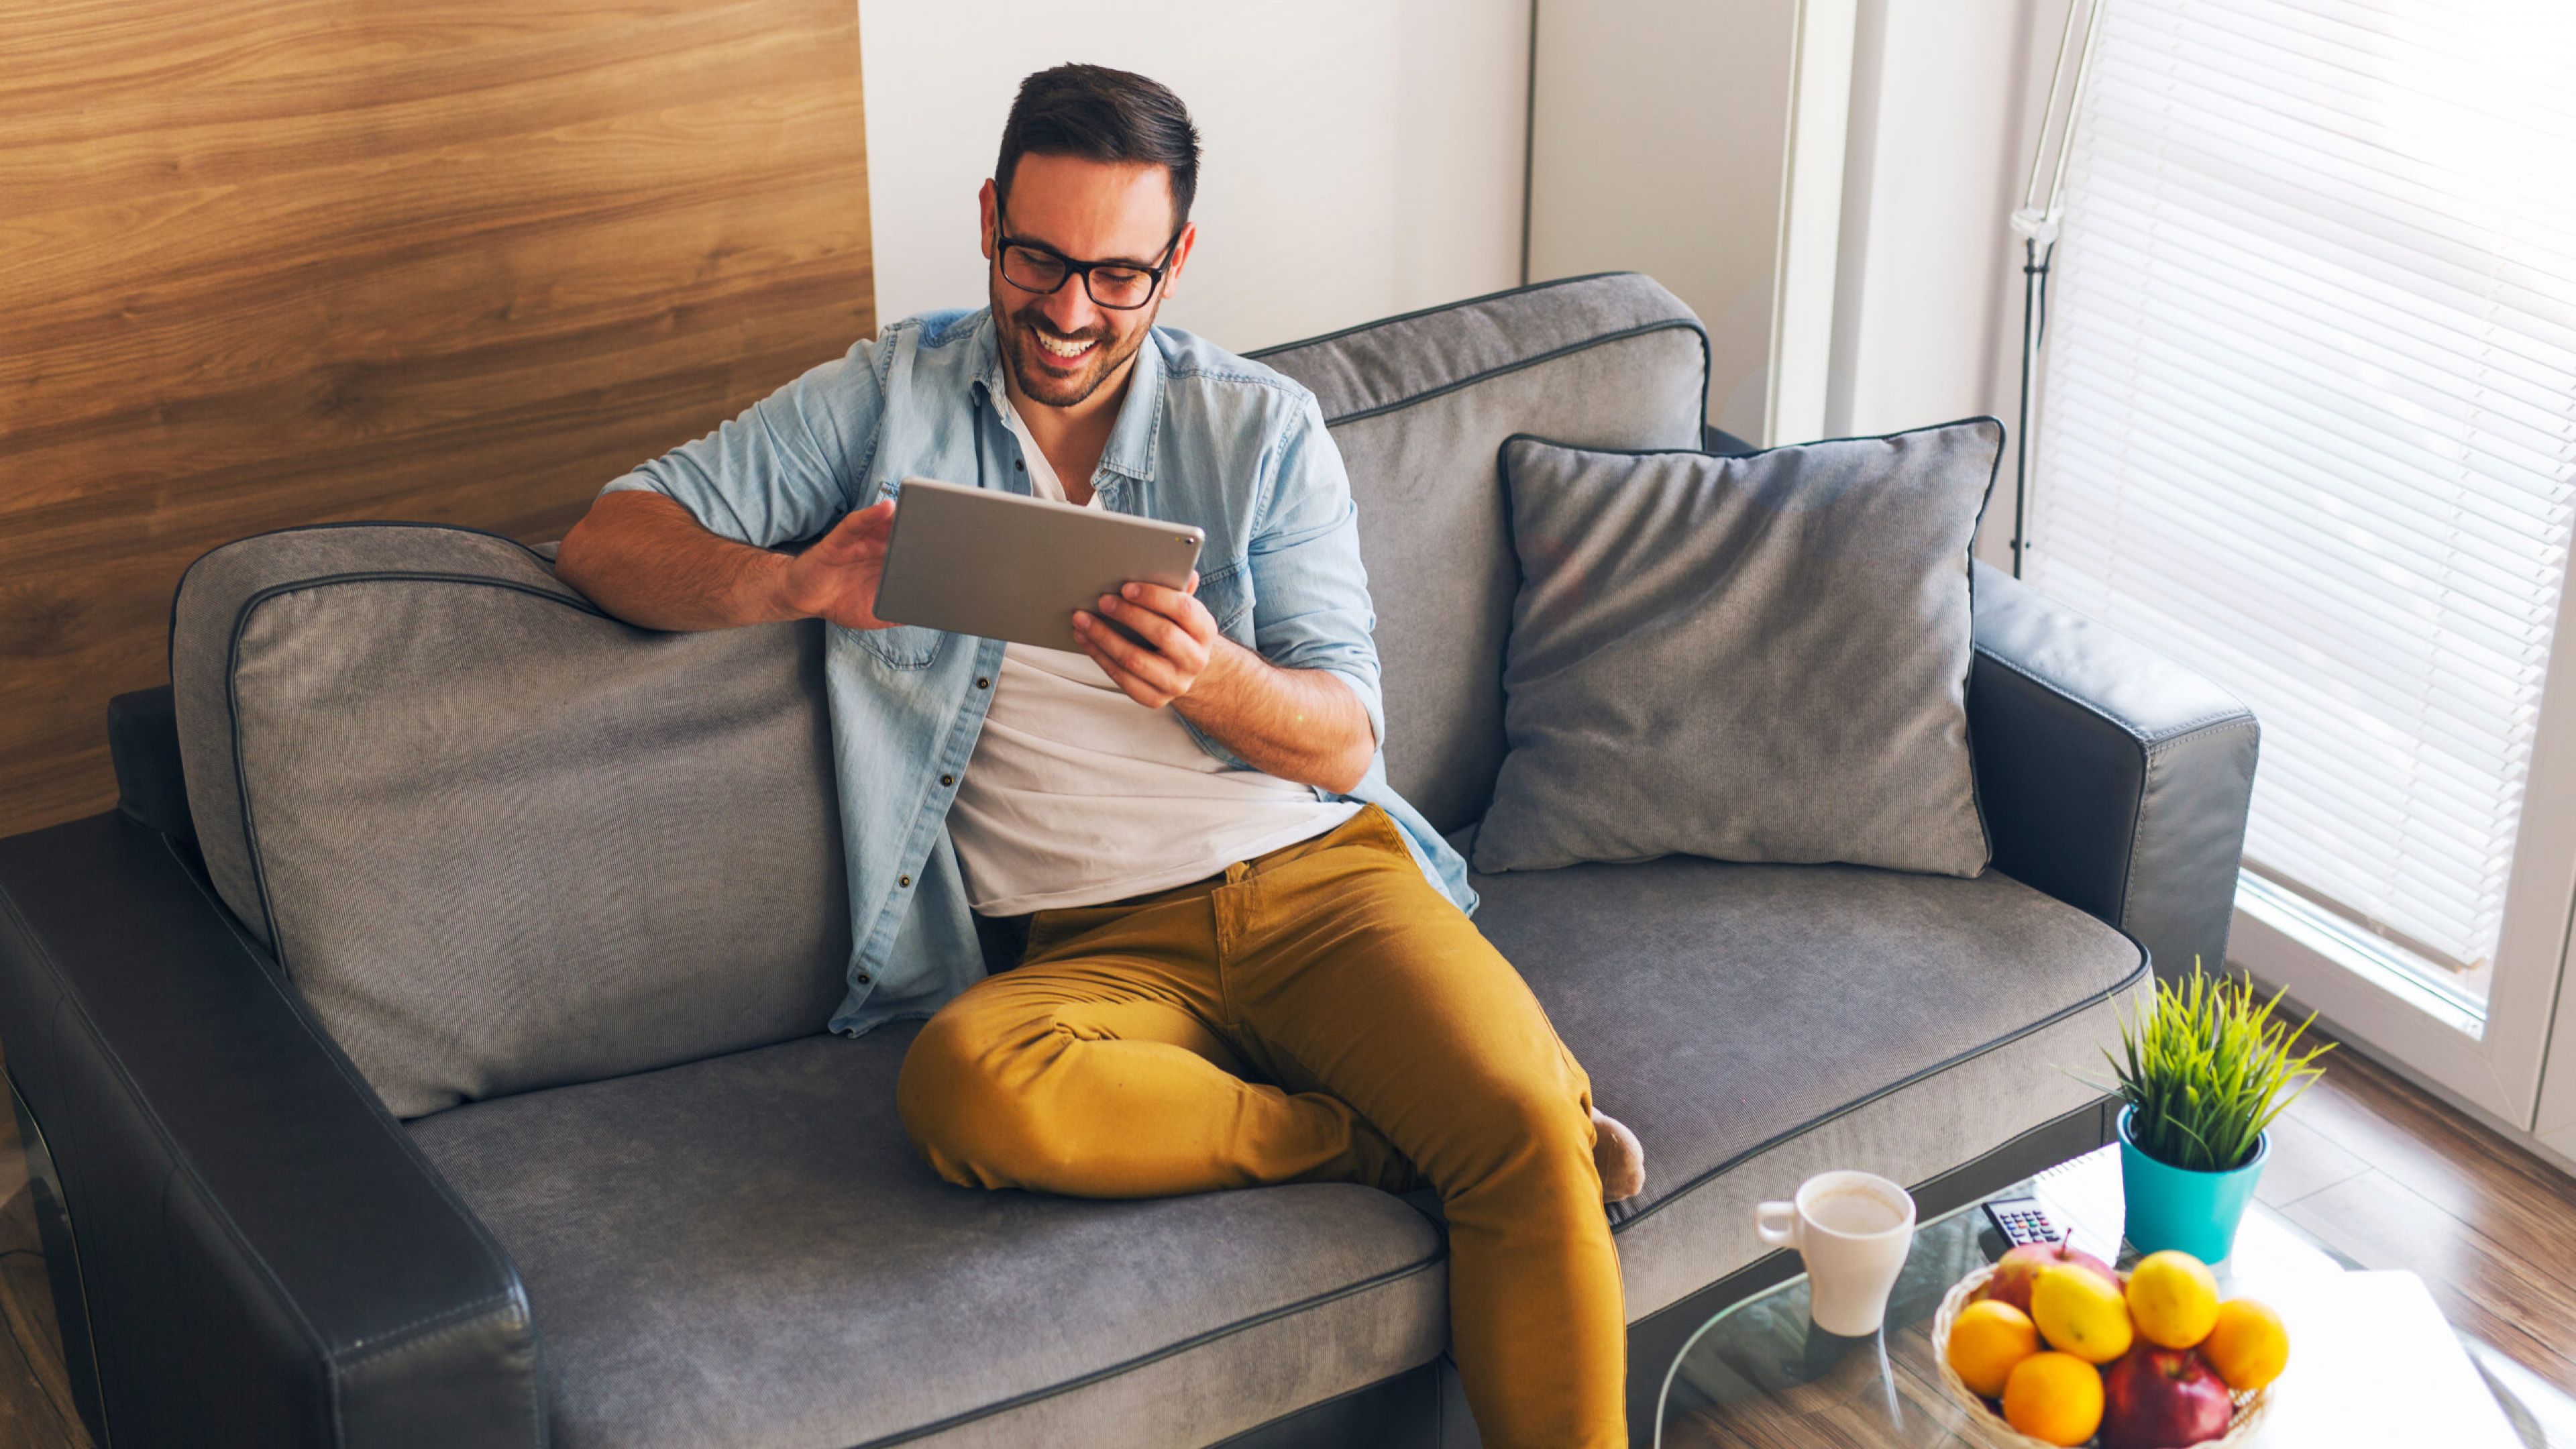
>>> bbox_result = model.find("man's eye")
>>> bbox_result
[1093,268,1148,291]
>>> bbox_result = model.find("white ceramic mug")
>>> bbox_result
[1754,1170,1917,1336]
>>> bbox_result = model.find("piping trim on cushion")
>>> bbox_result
[1251,270,1661,356]
[843,1246,1448,1448]
[1250,272,1712,430]
[168,519,559,686]
[1319,319,1713,429]
[1603,928,2148,1232]
[219,570,613,962]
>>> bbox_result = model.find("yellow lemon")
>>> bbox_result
[2002,1350,2106,1446]
[2125,1250,2222,1349]
[1947,1298,2042,1398]
[2201,1297,2291,1391]
[2031,1263,2133,1364]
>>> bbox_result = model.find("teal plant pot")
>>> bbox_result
[2116,1105,2268,1263]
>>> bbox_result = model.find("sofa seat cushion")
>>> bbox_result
[1463,853,2145,1319]
[407,1028,1448,1449]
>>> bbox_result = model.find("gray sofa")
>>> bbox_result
[0,273,2257,1449]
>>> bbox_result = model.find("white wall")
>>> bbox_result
[1525,0,1797,443]
[859,1,2049,482]
[857,3,1531,356]
[1522,0,2045,459]
[1827,0,2054,563]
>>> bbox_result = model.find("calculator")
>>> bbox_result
[1981,1196,2065,1248]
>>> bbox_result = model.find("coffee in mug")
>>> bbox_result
[1754,1170,1917,1336]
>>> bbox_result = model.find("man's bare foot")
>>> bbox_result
[1591,1106,1645,1202]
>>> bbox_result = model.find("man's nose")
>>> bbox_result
[1038,284,1102,337]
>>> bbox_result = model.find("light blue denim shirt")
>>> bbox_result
[600,307,1477,1038]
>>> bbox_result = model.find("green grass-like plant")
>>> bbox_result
[2101,958,2333,1173]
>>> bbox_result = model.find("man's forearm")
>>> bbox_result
[1173,640,1376,795]
[564,496,1375,789]
[555,490,800,631]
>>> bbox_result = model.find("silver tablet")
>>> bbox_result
[873,476,1205,653]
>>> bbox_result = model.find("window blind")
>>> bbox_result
[2027,0,2576,975]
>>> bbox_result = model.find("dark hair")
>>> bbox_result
[994,64,1201,229]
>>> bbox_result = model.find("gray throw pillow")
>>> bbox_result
[1471,421,2000,877]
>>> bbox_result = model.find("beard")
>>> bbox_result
[993,281,1157,409]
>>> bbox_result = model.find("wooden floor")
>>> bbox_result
[2258,1044,2576,1394]
[0,1034,2569,1447]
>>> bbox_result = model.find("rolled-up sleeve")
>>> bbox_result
[599,339,882,549]
[1247,393,1386,748]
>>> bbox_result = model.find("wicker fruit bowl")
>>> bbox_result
[1929,1264,2270,1448]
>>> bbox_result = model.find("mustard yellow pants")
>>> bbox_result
[896,802,1627,1449]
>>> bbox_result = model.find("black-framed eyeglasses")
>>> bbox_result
[992,198,1183,311]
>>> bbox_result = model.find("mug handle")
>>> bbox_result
[1754,1199,1801,1250]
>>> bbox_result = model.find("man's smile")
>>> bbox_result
[1027,325,1102,369]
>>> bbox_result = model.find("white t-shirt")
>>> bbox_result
[946,393,1362,916]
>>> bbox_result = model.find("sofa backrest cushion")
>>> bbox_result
[170,524,850,1119]
[1254,273,1710,832]
[1472,425,2000,878]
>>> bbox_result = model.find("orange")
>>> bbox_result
[2002,1350,2105,1446]
[1947,1299,2042,1397]
[2125,1250,2222,1348]
[2031,1262,2133,1364]
[2201,1297,2291,1391]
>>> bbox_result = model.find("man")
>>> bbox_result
[553,63,1642,1449]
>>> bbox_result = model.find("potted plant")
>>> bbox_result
[2100,959,2332,1263]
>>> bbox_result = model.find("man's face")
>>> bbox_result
[981,154,1195,410]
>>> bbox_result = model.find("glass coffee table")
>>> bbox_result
[1652,1146,2555,1448]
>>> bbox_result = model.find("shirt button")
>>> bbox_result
[1014,459,1026,472]
[856,971,872,984]
[977,676,991,689]
[941,773,955,786]
[898,874,912,888]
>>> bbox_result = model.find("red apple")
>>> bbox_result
[2098,1342,2235,1449]
[1980,1240,2119,1315]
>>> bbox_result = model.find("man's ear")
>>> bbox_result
[1161,221,1199,300]
[977,179,1000,261]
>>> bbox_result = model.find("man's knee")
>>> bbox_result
[900,1008,1038,1187]
[1437,1075,1601,1195]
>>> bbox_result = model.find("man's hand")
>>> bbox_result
[777,498,898,630]
[1074,573,1375,794]
[1073,572,1219,708]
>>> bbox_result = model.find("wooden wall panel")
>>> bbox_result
[0,0,874,837]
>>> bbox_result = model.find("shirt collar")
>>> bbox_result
[971,309,1163,487]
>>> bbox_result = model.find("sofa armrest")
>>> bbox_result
[0,812,541,1448]
[107,685,195,845]
[1968,561,2260,979]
